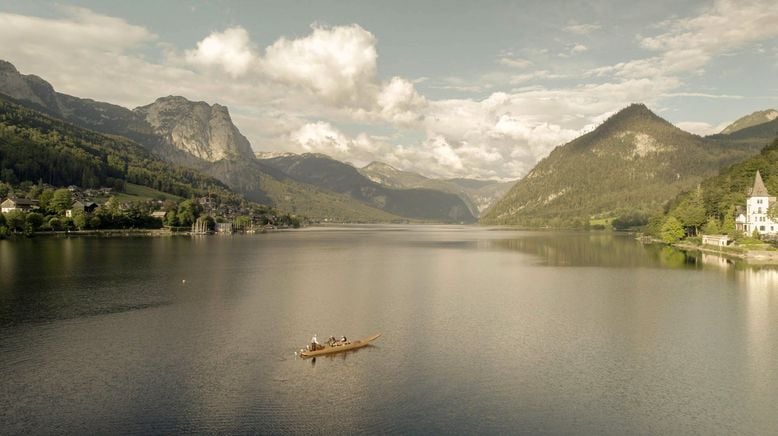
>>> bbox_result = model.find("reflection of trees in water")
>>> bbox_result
[491,233,700,269]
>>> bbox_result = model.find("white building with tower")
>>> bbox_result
[736,170,778,236]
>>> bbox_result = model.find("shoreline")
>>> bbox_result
[673,241,778,264]
[1,227,286,239]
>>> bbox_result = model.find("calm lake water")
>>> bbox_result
[1,226,777,434]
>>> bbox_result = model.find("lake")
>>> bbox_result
[1,226,777,434]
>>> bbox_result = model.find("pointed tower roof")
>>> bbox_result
[751,170,770,197]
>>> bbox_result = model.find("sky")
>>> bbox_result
[1,0,777,180]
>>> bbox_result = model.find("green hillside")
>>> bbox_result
[481,104,764,227]
[662,137,778,233]
[0,95,240,203]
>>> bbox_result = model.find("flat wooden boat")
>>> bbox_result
[299,333,381,358]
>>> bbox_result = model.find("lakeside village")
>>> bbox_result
[0,182,300,239]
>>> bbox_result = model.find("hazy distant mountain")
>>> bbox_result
[708,116,778,150]
[720,109,778,134]
[259,153,476,223]
[359,161,514,215]
[482,104,764,227]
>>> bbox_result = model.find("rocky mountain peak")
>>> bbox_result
[0,60,19,73]
[0,59,58,111]
[134,95,255,162]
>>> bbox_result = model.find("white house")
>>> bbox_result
[736,170,778,236]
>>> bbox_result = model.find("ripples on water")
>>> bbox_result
[1,227,777,434]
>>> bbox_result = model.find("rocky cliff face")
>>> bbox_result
[0,60,63,115]
[134,96,255,162]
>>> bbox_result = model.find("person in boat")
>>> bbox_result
[341,335,348,343]
[327,336,337,346]
[310,334,320,351]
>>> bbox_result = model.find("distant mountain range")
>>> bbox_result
[481,104,770,226]
[258,153,475,223]
[3,59,777,227]
[0,60,486,223]
[359,161,514,216]
[720,109,778,135]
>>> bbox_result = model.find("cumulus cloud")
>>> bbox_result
[377,77,427,124]
[262,24,378,107]
[185,27,257,77]
[287,121,386,166]
[3,3,778,181]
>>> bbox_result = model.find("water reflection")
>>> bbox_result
[486,231,703,269]
[2,228,778,434]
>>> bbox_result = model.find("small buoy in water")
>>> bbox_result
[182,279,186,284]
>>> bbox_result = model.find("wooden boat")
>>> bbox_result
[299,333,381,358]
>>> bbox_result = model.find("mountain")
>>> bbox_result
[709,117,778,149]
[201,158,404,222]
[134,96,255,162]
[0,61,254,164]
[0,60,165,149]
[259,153,476,223]
[0,60,417,222]
[359,161,514,215]
[721,109,778,134]
[0,94,238,202]
[482,104,765,227]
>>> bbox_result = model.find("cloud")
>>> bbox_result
[377,77,427,124]
[185,27,257,77]
[262,24,378,107]
[593,0,778,80]
[287,121,388,166]
[498,57,533,69]
[0,6,154,52]
[563,23,602,35]
[675,120,730,136]
[3,3,778,181]
[662,92,743,99]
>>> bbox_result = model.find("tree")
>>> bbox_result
[702,217,720,235]
[721,206,736,238]
[25,212,44,231]
[164,211,179,227]
[36,188,55,213]
[660,216,685,243]
[4,210,26,232]
[673,189,706,235]
[48,217,62,231]
[51,189,72,214]
[768,202,778,223]
[176,200,200,227]
[72,211,87,230]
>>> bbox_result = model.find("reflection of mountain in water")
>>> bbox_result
[490,232,702,269]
